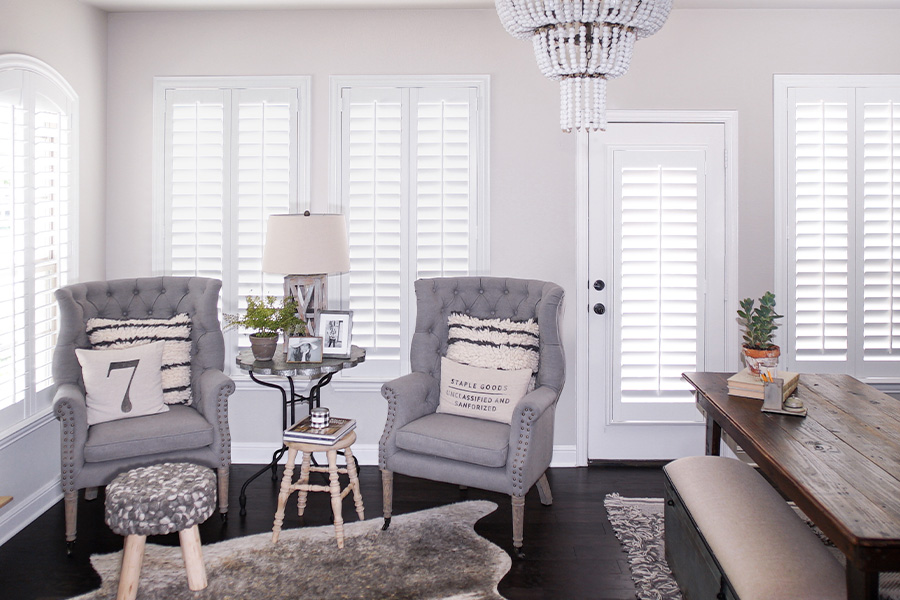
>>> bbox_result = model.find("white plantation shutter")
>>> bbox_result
[860,89,900,367]
[0,59,76,431]
[338,81,485,380]
[159,79,306,358]
[788,89,852,365]
[613,150,704,419]
[781,78,900,382]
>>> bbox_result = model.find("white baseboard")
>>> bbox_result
[233,443,579,468]
[0,477,62,547]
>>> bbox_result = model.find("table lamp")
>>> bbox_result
[262,212,350,336]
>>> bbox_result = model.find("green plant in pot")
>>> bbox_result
[737,291,783,375]
[225,295,307,362]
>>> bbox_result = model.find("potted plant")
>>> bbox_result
[225,295,307,361]
[737,291,783,375]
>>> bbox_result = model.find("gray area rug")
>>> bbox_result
[604,494,900,600]
[71,500,510,600]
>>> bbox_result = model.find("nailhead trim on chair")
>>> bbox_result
[55,401,77,494]
[511,407,535,495]
[379,386,400,468]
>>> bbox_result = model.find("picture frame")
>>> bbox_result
[285,335,323,364]
[318,310,352,358]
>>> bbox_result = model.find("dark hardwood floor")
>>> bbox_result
[0,464,666,600]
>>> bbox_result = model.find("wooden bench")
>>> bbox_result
[663,456,846,600]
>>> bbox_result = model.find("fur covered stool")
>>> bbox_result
[104,462,216,600]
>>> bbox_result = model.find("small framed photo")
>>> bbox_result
[318,310,352,358]
[286,336,323,363]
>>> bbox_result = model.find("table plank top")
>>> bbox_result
[683,371,900,571]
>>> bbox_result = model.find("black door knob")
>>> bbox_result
[593,303,606,315]
[593,279,605,291]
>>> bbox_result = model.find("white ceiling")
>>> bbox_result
[78,0,900,12]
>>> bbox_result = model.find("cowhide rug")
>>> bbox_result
[71,500,510,600]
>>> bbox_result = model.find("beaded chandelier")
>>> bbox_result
[496,0,672,132]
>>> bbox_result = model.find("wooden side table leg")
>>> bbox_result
[705,414,722,456]
[272,447,298,543]
[178,524,207,591]
[344,447,365,521]
[116,534,146,600]
[327,449,346,549]
[296,451,312,517]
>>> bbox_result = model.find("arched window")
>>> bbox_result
[0,54,77,431]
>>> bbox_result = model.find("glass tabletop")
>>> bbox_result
[235,344,366,378]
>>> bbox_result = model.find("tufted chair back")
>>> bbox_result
[52,276,225,389]
[411,276,565,394]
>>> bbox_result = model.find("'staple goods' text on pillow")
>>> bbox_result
[437,357,532,424]
[446,313,540,373]
[76,341,169,426]
[86,313,192,405]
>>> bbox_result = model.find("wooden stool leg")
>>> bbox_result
[344,447,365,521]
[296,451,312,517]
[116,534,146,600]
[327,449,345,548]
[272,447,299,543]
[178,524,207,591]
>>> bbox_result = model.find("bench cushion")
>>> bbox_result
[664,456,845,600]
[395,413,509,468]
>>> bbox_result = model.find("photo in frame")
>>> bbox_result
[286,336,323,363]
[318,310,352,358]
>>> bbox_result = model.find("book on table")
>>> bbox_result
[284,415,356,444]
[727,367,799,401]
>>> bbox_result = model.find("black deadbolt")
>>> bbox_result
[593,279,605,291]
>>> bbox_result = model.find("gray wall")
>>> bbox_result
[0,0,107,544]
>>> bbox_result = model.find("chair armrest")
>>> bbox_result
[379,372,440,468]
[53,384,89,493]
[194,368,235,469]
[507,385,559,495]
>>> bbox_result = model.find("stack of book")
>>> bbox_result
[284,415,356,444]
[727,368,799,401]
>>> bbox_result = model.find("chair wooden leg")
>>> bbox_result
[381,469,393,529]
[344,447,365,521]
[511,495,525,552]
[178,524,207,591]
[217,467,229,516]
[296,451,312,518]
[84,487,99,501]
[327,450,345,549]
[272,448,298,543]
[536,472,553,506]
[64,490,78,546]
[117,534,146,600]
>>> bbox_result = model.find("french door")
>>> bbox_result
[586,120,733,460]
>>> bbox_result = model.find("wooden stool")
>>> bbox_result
[104,463,215,600]
[272,431,364,549]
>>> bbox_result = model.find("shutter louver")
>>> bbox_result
[166,91,226,280]
[616,151,701,405]
[792,96,850,362]
[414,89,473,279]
[345,89,403,366]
[862,96,900,360]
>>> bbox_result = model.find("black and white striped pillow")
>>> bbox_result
[86,313,192,405]
[446,313,540,373]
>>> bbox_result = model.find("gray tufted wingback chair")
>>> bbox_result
[53,276,235,551]
[379,276,565,553]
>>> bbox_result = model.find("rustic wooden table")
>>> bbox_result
[683,372,900,600]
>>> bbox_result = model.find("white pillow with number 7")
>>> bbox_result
[75,340,169,426]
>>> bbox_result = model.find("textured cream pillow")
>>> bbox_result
[437,357,532,424]
[76,340,169,426]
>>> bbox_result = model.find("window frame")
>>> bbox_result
[328,75,490,387]
[774,74,900,390]
[0,53,78,435]
[151,76,311,372]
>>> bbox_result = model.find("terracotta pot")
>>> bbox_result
[742,345,780,375]
[249,334,278,362]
